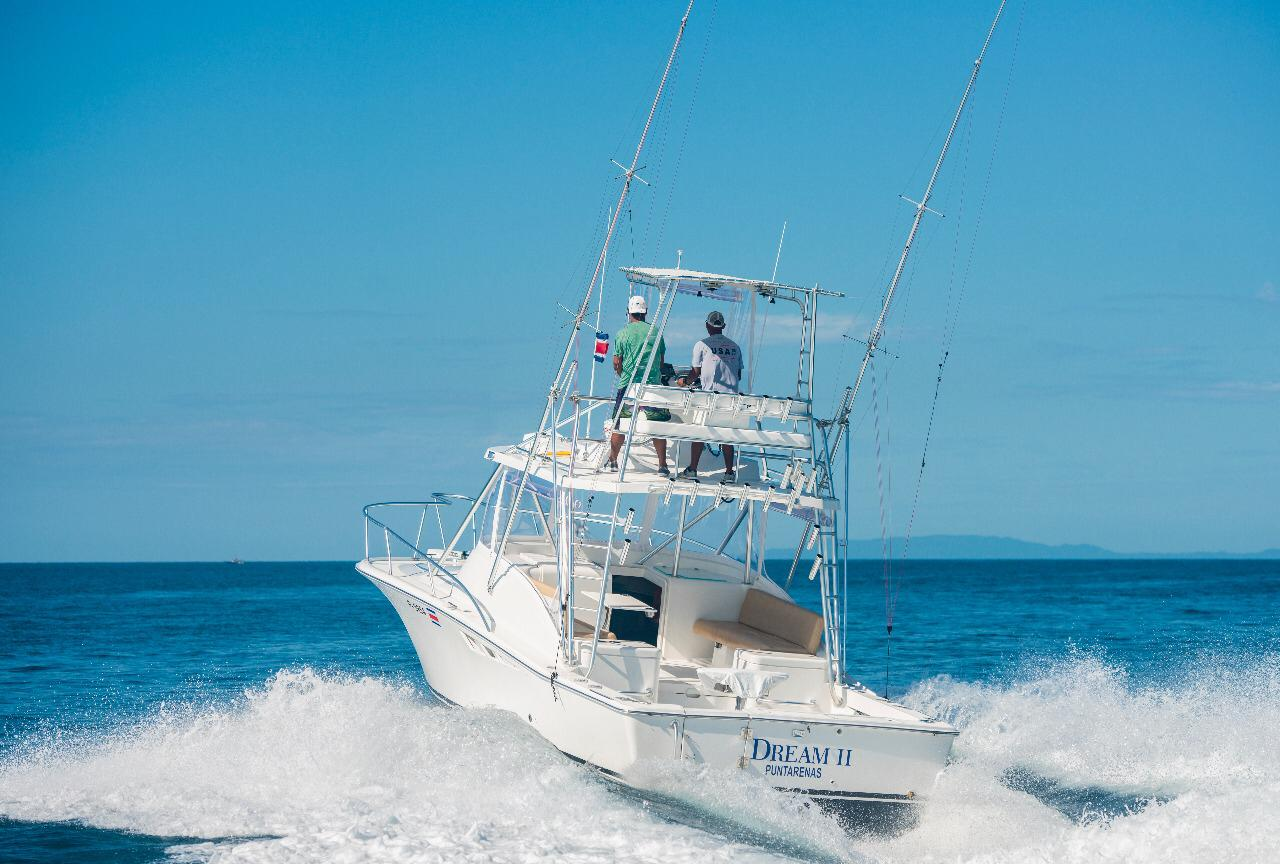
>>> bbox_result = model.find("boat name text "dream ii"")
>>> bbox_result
[750,738,854,779]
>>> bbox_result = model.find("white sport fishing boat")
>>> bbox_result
[358,1,1007,823]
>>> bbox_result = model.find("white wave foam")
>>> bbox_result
[2,657,1277,863]
[881,653,1280,864]
[0,669,825,863]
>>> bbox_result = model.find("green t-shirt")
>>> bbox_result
[614,320,666,388]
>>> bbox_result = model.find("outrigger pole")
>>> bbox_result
[550,0,695,372]
[824,0,1007,476]
[487,1,697,592]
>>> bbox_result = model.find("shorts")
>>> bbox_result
[618,404,672,422]
[613,388,671,422]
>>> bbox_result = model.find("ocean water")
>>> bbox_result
[1,560,1277,863]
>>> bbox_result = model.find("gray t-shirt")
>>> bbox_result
[692,333,743,394]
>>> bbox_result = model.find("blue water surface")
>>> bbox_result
[1,559,1277,862]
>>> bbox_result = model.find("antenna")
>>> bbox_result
[826,0,1007,467]
[748,221,788,393]
[770,220,788,282]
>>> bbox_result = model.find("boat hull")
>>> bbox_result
[362,563,954,806]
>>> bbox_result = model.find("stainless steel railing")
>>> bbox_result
[362,499,495,631]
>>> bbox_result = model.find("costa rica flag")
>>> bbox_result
[593,331,610,363]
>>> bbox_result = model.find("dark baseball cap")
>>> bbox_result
[706,310,726,327]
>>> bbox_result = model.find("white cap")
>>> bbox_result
[627,295,648,314]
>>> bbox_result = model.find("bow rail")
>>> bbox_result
[362,499,495,631]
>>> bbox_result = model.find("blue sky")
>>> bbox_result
[1,1,1276,561]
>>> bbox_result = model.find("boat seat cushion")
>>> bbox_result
[692,588,823,655]
[691,619,808,654]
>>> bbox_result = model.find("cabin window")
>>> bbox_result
[480,469,550,543]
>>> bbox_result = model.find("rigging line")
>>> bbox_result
[878,203,945,362]
[635,33,687,264]
[869,358,892,626]
[840,401,851,680]
[826,212,942,434]
[884,623,893,700]
[825,0,1007,471]
[636,66,678,260]
[647,0,718,262]
[950,0,1025,352]
[586,206,611,421]
[885,363,902,623]
[868,358,895,698]
[901,114,952,210]
[827,211,908,422]
[898,117,975,561]
[851,117,949,372]
[571,0,695,344]
[824,147,950,431]
[865,193,918,318]
[750,297,771,390]
[940,95,978,348]
[903,1,1024,560]
[488,0,697,593]
[871,364,895,701]
[609,57,665,165]
[747,220,785,390]
[627,207,637,266]
[541,197,613,378]
[840,268,925,451]
[560,187,617,307]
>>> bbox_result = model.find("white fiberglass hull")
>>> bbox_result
[360,560,954,806]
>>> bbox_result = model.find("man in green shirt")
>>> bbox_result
[607,294,670,476]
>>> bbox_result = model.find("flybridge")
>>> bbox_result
[480,250,856,685]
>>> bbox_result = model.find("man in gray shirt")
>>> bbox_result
[679,310,743,480]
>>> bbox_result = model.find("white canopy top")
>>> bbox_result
[623,267,794,301]
[620,267,843,302]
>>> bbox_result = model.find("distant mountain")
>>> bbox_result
[784,534,1280,560]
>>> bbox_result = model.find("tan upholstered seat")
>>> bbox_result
[692,588,823,656]
[690,619,808,653]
